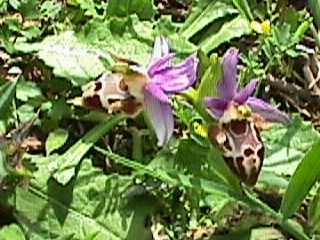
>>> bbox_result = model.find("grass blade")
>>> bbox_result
[281,140,320,219]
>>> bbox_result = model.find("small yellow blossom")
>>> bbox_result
[193,122,208,138]
[251,20,271,34]
[261,20,271,34]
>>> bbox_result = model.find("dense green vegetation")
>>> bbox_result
[1,0,320,239]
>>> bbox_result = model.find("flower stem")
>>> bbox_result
[129,127,143,161]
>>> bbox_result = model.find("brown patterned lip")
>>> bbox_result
[83,95,103,109]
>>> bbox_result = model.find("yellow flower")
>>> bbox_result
[193,122,208,138]
[250,20,271,34]
[261,20,271,34]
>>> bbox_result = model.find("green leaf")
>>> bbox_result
[200,15,251,54]
[195,54,221,101]
[308,186,320,235]
[0,224,25,240]
[280,140,320,219]
[95,147,244,202]
[207,147,241,191]
[8,0,20,9]
[168,33,198,55]
[81,18,153,66]
[40,1,62,19]
[96,148,312,240]
[52,114,127,185]
[0,80,17,120]
[107,0,155,20]
[180,2,238,39]
[232,0,253,20]
[250,227,285,240]
[262,116,320,176]
[15,159,153,240]
[45,128,69,155]
[0,145,8,182]
[191,54,221,121]
[309,0,320,28]
[17,104,35,123]
[293,19,311,43]
[174,139,219,180]
[16,80,43,102]
[75,0,98,17]
[14,31,112,84]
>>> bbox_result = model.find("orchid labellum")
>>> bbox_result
[82,37,198,146]
[205,48,290,185]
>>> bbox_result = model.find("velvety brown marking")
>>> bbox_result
[107,99,118,105]
[223,137,232,151]
[121,98,142,115]
[119,80,129,91]
[229,120,247,135]
[94,81,102,91]
[244,148,254,157]
[235,156,244,167]
[83,95,103,109]
[235,156,247,181]
[247,169,258,186]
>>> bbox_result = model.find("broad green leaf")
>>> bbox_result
[80,18,153,66]
[107,0,155,20]
[15,159,153,240]
[168,33,198,55]
[16,80,43,102]
[232,0,253,20]
[14,31,112,84]
[262,116,320,176]
[174,139,226,183]
[200,15,251,54]
[52,114,127,185]
[175,140,208,168]
[16,104,35,123]
[280,140,320,219]
[95,147,244,201]
[309,0,320,28]
[179,0,212,34]
[75,0,98,17]
[9,0,21,9]
[0,80,17,120]
[45,128,69,155]
[96,148,311,240]
[258,171,289,189]
[180,2,238,39]
[0,224,25,240]
[40,1,62,19]
[16,0,39,19]
[250,227,285,240]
